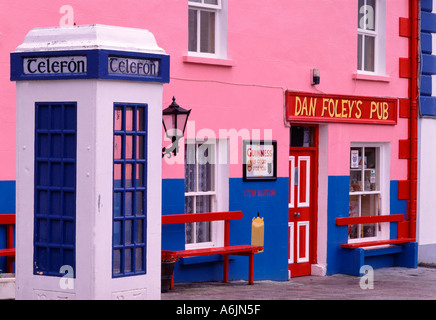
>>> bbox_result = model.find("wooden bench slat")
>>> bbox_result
[335,214,405,226]
[0,248,16,257]
[340,238,415,249]
[0,214,16,225]
[163,245,263,259]
[162,211,243,225]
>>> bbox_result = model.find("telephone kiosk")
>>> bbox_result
[11,25,169,299]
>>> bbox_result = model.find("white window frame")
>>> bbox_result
[357,0,386,76]
[188,0,228,59]
[348,142,390,244]
[184,138,228,250]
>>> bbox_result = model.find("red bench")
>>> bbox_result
[0,214,15,273]
[162,211,263,290]
[335,214,414,249]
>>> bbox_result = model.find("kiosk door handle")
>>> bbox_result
[294,212,300,218]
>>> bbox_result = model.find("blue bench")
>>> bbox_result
[336,214,417,276]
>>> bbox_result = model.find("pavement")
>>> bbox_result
[162,266,436,300]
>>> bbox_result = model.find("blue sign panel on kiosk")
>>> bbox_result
[11,49,170,83]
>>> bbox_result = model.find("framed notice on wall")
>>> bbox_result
[243,140,277,181]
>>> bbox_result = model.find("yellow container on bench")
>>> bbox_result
[251,213,264,252]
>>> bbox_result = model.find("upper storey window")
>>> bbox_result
[357,0,386,75]
[188,0,227,59]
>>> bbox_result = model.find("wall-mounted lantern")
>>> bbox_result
[162,97,191,158]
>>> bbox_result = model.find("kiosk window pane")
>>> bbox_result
[112,103,147,277]
[34,102,77,277]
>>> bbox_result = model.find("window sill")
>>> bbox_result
[183,54,235,67]
[352,73,391,82]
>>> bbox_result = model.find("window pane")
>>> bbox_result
[136,108,144,131]
[135,247,143,271]
[125,163,133,188]
[185,196,194,214]
[196,195,212,213]
[124,248,132,273]
[136,136,144,159]
[189,9,198,52]
[125,219,133,244]
[198,143,214,192]
[185,144,196,192]
[358,0,364,28]
[364,35,375,72]
[114,135,122,159]
[136,220,144,243]
[197,221,211,242]
[200,11,215,53]
[361,194,379,238]
[358,0,375,30]
[136,163,144,187]
[357,34,363,71]
[113,249,121,274]
[125,192,133,216]
[114,107,122,131]
[136,191,144,215]
[204,0,218,4]
[125,135,133,159]
[126,107,134,131]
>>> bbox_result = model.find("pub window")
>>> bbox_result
[184,141,216,247]
[112,103,147,277]
[188,0,227,58]
[349,144,388,241]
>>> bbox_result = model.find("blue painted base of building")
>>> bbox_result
[326,176,417,276]
[0,181,15,273]
[338,242,418,276]
[162,178,289,283]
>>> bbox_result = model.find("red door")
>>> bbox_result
[288,149,317,277]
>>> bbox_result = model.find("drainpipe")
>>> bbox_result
[409,0,419,240]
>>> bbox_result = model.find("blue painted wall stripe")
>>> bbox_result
[420,3,436,117]
[0,181,15,214]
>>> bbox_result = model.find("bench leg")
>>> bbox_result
[248,253,254,285]
[6,257,14,274]
[223,254,229,283]
[170,269,174,290]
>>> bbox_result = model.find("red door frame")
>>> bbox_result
[288,125,319,277]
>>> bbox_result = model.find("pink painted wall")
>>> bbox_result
[1,0,410,181]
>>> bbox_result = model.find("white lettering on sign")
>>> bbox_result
[108,56,159,76]
[24,56,87,75]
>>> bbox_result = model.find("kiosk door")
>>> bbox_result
[288,126,318,278]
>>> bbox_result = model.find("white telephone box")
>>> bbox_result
[11,25,169,299]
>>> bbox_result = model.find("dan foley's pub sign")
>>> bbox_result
[286,91,397,125]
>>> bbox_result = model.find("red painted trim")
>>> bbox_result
[398,180,410,200]
[399,58,411,78]
[398,139,411,159]
[399,99,411,118]
[335,214,405,226]
[340,238,415,249]
[409,0,419,240]
[162,211,243,224]
[399,17,412,37]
